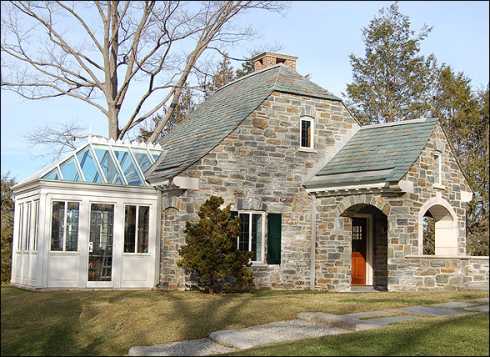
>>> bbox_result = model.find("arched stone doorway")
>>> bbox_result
[339,202,389,291]
[418,198,459,256]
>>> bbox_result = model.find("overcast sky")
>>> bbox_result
[2,1,489,181]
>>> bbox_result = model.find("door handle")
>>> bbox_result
[88,242,93,253]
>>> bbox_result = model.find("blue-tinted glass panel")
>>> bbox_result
[42,168,60,180]
[77,147,103,184]
[150,151,161,162]
[132,150,153,172]
[94,147,124,185]
[113,148,143,185]
[60,157,82,182]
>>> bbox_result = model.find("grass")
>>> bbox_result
[230,314,489,356]
[1,286,488,356]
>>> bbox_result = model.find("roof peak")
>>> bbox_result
[214,63,284,93]
[361,117,436,130]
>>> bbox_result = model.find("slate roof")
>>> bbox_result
[305,118,438,189]
[145,64,340,183]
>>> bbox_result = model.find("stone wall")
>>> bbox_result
[158,91,358,289]
[402,256,489,290]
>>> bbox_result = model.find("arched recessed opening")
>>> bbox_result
[340,203,388,290]
[418,199,459,256]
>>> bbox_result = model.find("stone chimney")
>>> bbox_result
[252,52,297,71]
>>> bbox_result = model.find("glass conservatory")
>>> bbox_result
[11,137,162,289]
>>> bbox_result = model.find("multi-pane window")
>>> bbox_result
[300,117,314,149]
[24,202,31,251]
[124,205,150,253]
[434,152,442,185]
[236,212,264,262]
[32,201,39,251]
[50,201,80,251]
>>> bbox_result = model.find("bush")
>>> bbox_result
[1,174,15,283]
[178,196,254,293]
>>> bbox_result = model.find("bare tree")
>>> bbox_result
[1,1,282,143]
[25,121,88,160]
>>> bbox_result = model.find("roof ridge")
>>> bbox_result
[214,64,283,93]
[360,117,436,130]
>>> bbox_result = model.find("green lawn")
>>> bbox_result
[230,314,489,356]
[1,286,488,356]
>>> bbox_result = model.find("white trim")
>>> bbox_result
[306,182,386,193]
[417,197,459,256]
[236,210,266,263]
[361,117,429,129]
[351,214,373,286]
[300,116,315,150]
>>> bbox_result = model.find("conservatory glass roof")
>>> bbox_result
[38,136,163,187]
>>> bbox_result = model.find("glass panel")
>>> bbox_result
[113,148,143,186]
[252,214,262,261]
[43,168,60,180]
[138,206,149,253]
[149,151,161,163]
[124,205,136,253]
[33,201,39,251]
[60,157,82,182]
[94,147,124,185]
[51,201,65,251]
[132,150,153,172]
[17,204,23,250]
[89,204,114,281]
[301,119,311,148]
[66,202,79,251]
[238,213,250,252]
[24,202,32,251]
[77,147,103,184]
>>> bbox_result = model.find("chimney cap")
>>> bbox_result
[251,52,298,61]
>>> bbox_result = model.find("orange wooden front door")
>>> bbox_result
[351,218,367,285]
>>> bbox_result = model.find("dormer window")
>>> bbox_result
[300,117,314,150]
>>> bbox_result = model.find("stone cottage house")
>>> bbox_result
[11,52,488,291]
[145,52,488,292]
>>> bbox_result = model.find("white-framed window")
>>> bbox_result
[17,203,24,251]
[434,152,442,186]
[235,211,265,263]
[124,205,150,253]
[50,201,80,251]
[300,116,315,149]
[24,201,31,251]
[32,200,39,251]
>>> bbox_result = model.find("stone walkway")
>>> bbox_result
[128,297,489,356]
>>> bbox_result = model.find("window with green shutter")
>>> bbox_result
[267,213,282,265]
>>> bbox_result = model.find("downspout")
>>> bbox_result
[310,193,317,290]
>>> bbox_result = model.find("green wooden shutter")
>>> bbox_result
[267,213,282,265]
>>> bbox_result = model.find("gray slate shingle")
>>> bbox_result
[145,65,340,183]
[305,118,438,188]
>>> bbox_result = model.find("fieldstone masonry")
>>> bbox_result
[157,89,489,292]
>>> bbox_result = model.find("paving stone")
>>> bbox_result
[297,312,358,330]
[355,316,417,331]
[345,309,404,320]
[128,338,236,356]
[469,297,489,304]
[463,305,489,313]
[400,306,470,317]
[431,301,478,309]
[209,319,348,350]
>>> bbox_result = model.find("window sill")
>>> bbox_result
[251,262,280,267]
[433,184,446,190]
[122,253,151,257]
[49,251,79,256]
[298,147,317,153]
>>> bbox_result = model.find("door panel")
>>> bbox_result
[88,204,114,282]
[351,218,367,285]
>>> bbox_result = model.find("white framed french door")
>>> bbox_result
[87,203,115,288]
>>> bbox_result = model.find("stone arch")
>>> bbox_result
[336,195,392,218]
[418,197,459,256]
